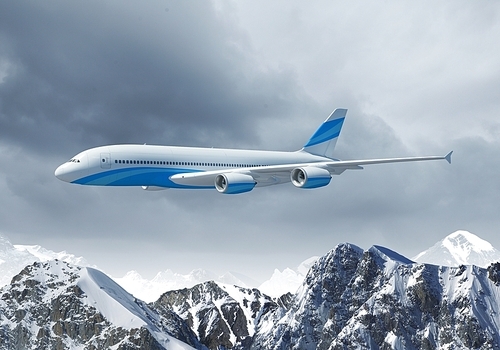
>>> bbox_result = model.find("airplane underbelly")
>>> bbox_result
[253,173,290,187]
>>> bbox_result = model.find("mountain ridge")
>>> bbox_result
[4,230,500,303]
[0,233,315,301]
[2,241,500,349]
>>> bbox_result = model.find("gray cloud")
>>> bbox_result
[0,1,308,155]
[1,1,499,282]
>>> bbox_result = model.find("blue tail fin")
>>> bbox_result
[302,108,347,158]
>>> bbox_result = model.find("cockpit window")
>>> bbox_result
[68,158,81,163]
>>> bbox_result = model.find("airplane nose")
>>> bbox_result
[55,152,89,183]
[55,164,64,180]
[55,163,70,182]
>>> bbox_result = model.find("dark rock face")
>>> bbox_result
[487,262,500,285]
[153,281,277,350]
[250,244,500,350]
[251,243,365,350]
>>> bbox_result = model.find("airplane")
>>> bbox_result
[55,108,452,194]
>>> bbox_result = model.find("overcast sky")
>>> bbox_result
[1,1,499,282]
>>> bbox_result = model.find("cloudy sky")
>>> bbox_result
[1,1,499,282]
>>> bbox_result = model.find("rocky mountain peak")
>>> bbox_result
[153,280,276,350]
[0,234,91,288]
[302,243,363,289]
[0,260,199,349]
[252,243,500,349]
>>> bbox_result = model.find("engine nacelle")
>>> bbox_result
[215,173,256,194]
[290,167,331,189]
[141,186,167,191]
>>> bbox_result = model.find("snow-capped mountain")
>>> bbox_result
[153,281,278,350]
[0,260,200,349]
[2,241,500,349]
[258,256,319,297]
[0,234,92,287]
[413,230,500,267]
[114,269,259,303]
[114,260,318,302]
[252,243,500,349]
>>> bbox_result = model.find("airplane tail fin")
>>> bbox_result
[302,108,347,158]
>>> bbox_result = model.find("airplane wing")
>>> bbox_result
[170,151,452,191]
[323,151,452,170]
[169,163,349,189]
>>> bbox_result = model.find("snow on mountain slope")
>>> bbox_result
[0,260,198,349]
[413,230,500,267]
[0,234,92,287]
[14,243,90,266]
[79,268,153,329]
[114,269,258,303]
[258,256,319,297]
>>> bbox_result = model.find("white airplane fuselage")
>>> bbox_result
[55,144,330,189]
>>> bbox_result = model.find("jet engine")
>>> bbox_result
[215,173,256,194]
[290,167,331,189]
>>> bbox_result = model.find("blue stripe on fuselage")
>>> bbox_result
[72,167,212,189]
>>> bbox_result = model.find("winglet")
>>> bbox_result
[445,151,453,164]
